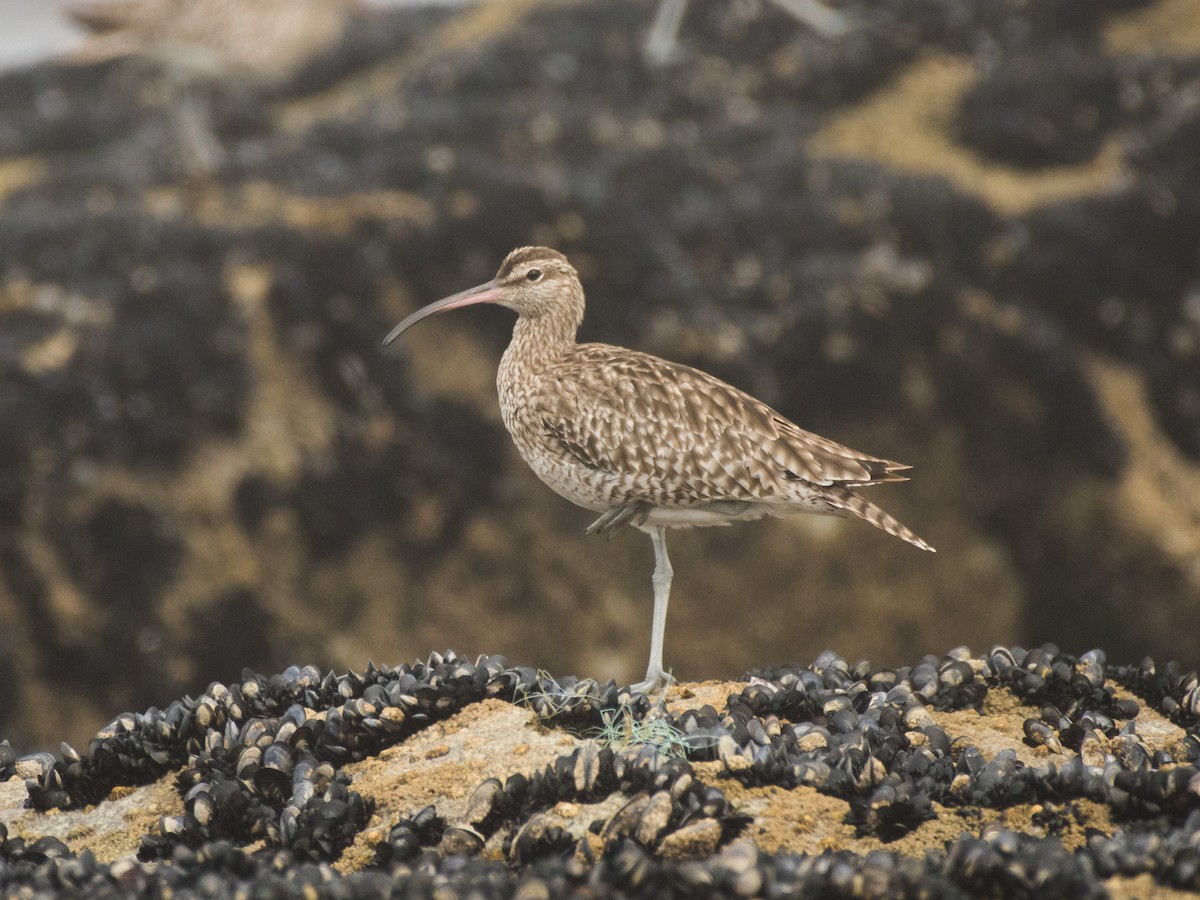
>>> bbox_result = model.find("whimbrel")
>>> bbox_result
[385,247,934,693]
[67,0,362,81]
[66,0,365,173]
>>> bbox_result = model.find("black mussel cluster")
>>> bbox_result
[715,647,1200,827]
[1111,654,1200,726]
[18,653,513,865]
[458,741,749,865]
[4,645,1200,897]
[0,740,15,781]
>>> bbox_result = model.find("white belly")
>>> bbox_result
[639,497,840,529]
[640,503,769,528]
[514,434,841,530]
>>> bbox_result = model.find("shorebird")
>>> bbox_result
[385,247,934,693]
[65,0,366,173]
[66,0,363,83]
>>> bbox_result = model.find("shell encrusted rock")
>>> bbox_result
[5,646,1200,896]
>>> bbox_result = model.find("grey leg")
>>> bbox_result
[172,78,225,177]
[646,0,847,70]
[643,0,688,67]
[771,0,850,37]
[629,526,674,694]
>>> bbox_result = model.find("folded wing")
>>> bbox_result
[535,343,911,509]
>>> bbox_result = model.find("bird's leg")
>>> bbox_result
[585,502,650,539]
[643,0,688,67]
[770,0,851,37]
[170,74,225,178]
[629,525,675,694]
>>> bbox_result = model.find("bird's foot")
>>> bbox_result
[585,502,651,539]
[627,668,674,696]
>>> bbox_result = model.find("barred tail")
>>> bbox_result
[823,487,935,552]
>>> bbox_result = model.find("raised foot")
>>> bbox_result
[627,669,674,695]
[585,502,651,539]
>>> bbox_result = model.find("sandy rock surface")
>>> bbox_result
[3,646,1200,896]
[1,0,1199,754]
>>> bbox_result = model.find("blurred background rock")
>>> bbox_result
[0,0,1197,752]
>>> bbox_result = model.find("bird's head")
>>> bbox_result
[383,246,583,345]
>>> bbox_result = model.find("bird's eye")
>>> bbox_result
[526,269,542,282]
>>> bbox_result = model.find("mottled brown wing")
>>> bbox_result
[534,343,909,507]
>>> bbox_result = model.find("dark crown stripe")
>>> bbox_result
[498,246,568,279]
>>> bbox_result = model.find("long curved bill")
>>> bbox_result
[382,279,505,345]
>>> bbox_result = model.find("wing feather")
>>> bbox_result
[534,344,911,507]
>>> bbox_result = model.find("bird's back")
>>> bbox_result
[517,342,908,508]
[66,0,357,82]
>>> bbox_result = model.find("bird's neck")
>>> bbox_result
[502,308,580,375]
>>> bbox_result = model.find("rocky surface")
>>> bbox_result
[0,0,1199,753]
[4,645,1200,897]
